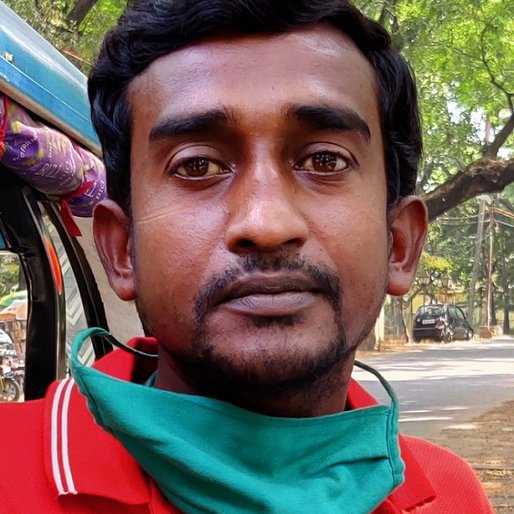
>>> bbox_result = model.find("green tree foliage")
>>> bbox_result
[356,0,514,219]
[353,0,514,334]
[3,0,123,71]
[0,254,20,297]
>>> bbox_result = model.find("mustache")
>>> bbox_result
[193,255,342,323]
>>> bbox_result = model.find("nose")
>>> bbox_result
[224,165,309,254]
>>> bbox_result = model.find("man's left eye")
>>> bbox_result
[296,151,352,174]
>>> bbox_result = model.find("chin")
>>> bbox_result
[176,324,351,396]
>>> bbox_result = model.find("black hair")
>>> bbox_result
[88,0,421,212]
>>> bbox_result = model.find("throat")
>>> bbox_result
[224,376,349,418]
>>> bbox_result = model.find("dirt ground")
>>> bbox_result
[358,341,514,513]
[430,400,514,513]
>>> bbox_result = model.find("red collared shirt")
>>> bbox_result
[0,337,493,513]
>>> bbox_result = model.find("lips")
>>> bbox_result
[213,273,322,317]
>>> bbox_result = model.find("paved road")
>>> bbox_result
[352,337,514,439]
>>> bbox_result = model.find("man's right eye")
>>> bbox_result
[170,157,230,179]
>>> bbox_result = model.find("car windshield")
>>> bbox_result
[418,305,445,317]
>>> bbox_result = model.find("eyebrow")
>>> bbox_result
[148,104,371,143]
[149,109,235,142]
[286,104,371,143]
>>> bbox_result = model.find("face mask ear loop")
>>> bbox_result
[72,327,159,365]
[354,360,398,415]
[354,359,404,483]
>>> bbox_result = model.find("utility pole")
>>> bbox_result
[468,199,486,325]
[485,203,496,328]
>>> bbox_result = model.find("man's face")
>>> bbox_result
[95,25,426,401]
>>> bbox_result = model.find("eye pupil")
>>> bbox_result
[313,152,338,172]
[184,158,209,177]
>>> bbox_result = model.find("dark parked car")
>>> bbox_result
[412,304,473,343]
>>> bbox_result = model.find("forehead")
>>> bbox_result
[129,25,380,134]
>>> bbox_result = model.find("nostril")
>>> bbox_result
[286,237,304,248]
[237,239,255,249]
[235,237,304,253]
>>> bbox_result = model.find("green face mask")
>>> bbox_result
[71,328,404,514]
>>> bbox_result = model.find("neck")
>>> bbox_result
[154,351,356,418]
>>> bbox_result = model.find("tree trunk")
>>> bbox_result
[67,0,98,25]
[491,293,498,326]
[399,298,410,343]
[503,306,511,334]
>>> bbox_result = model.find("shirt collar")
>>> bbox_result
[44,337,435,510]
[43,337,159,505]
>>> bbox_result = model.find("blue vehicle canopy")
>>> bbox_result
[0,2,106,217]
[0,1,99,153]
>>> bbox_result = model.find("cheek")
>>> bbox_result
[312,198,389,332]
[313,190,388,269]
[338,233,388,342]
[132,208,225,331]
[327,220,388,288]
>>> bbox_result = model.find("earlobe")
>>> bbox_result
[387,196,428,296]
[93,200,137,301]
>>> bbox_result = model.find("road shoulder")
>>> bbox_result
[429,400,514,513]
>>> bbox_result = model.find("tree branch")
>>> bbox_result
[377,0,398,29]
[423,158,514,221]
[66,0,98,25]
[479,27,514,112]
[483,111,514,158]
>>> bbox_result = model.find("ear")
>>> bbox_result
[93,200,137,301]
[387,195,428,296]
